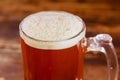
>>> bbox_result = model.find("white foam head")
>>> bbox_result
[20,11,86,49]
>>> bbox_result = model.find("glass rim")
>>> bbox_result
[19,20,86,43]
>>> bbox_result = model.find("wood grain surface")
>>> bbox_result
[0,1,120,80]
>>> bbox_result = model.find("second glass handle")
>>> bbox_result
[83,34,119,80]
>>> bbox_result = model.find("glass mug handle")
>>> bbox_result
[82,34,119,80]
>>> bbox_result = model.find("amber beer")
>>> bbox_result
[20,38,85,80]
[20,11,86,80]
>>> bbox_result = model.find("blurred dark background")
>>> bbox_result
[0,0,120,80]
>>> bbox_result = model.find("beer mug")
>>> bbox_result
[19,11,119,80]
